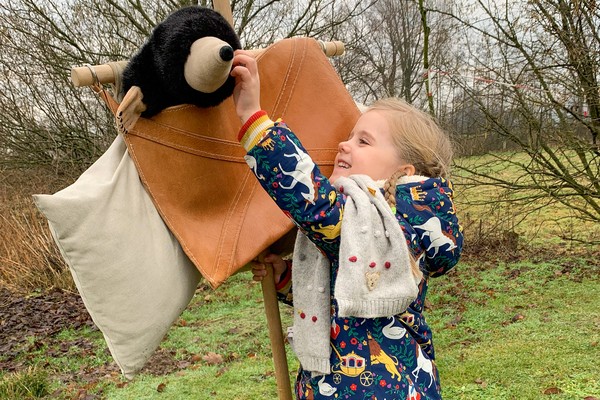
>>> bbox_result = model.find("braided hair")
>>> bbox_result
[382,168,423,281]
[372,98,453,281]
[383,169,405,210]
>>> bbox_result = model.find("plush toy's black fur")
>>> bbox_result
[121,6,241,118]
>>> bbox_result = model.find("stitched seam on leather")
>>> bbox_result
[271,38,297,116]
[225,172,257,278]
[129,130,247,162]
[129,129,336,164]
[105,91,242,155]
[128,120,243,158]
[255,41,279,61]
[279,38,308,116]
[124,140,215,287]
[148,120,241,146]
[159,104,196,113]
[214,168,252,278]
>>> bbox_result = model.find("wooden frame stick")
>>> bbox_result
[70,40,345,88]
[70,61,128,88]
[260,264,293,400]
[212,0,234,26]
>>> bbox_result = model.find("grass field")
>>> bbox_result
[1,164,599,399]
[2,261,598,399]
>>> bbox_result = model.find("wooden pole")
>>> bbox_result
[260,264,293,400]
[212,0,234,26]
[70,61,128,87]
[69,41,344,88]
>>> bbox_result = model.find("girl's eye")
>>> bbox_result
[359,138,369,145]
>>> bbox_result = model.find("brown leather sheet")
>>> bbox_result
[102,37,360,288]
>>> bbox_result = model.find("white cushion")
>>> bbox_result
[34,134,200,379]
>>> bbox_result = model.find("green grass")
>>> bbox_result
[452,149,600,248]
[103,279,300,399]
[0,367,50,399]
[100,355,296,399]
[3,259,598,400]
[452,158,600,249]
[429,260,600,399]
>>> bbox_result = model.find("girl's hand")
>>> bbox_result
[251,252,288,284]
[230,50,261,123]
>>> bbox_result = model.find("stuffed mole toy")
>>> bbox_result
[117,6,241,132]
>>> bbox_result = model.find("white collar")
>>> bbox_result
[375,175,429,188]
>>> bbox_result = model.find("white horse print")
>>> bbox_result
[413,217,456,257]
[278,139,317,205]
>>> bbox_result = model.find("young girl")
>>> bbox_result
[231,51,462,399]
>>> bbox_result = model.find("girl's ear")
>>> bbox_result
[399,163,416,176]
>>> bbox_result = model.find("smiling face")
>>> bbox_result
[329,110,413,183]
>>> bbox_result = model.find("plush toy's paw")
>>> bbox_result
[116,86,147,134]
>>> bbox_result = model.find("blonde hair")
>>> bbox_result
[368,98,453,179]
[374,99,451,281]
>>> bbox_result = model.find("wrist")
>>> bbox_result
[238,110,267,136]
[275,260,292,291]
[238,110,274,151]
[240,109,262,125]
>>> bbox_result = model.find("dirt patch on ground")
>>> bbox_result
[0,287,95,371]
[0,287,184,378]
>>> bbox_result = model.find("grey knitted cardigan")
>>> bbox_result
[290,174,420,376]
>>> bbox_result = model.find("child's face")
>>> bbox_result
[330,110,409,183]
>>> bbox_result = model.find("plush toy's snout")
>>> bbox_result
[184,36,235,94]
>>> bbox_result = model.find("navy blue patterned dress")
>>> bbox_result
[242,119,463,400]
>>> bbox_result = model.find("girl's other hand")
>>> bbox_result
[251,252,287,284]
[230,50,261,123]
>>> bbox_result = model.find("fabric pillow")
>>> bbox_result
[34,134,200,379]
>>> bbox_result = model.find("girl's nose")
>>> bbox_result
[338,141,349,153]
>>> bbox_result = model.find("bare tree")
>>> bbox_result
[331,0,458,111]
[429,0,600,240]
[0,0,165,171]
[231,0,369,49]
[332,0,424,104]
